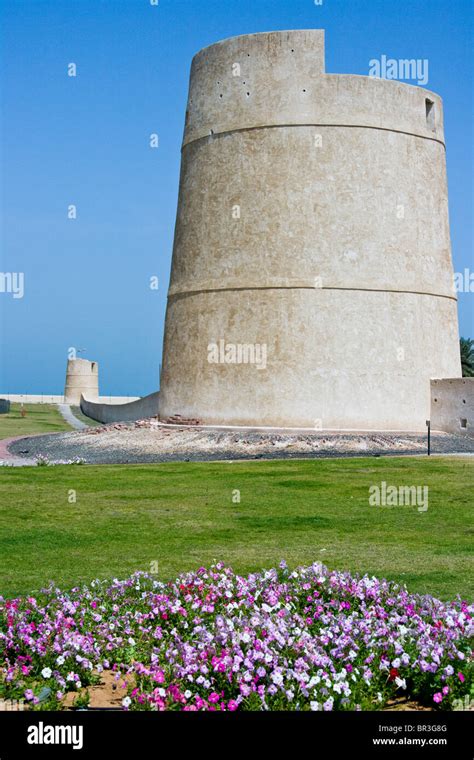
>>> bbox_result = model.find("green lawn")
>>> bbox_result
[0,403,71,440]
[0,456,472,600]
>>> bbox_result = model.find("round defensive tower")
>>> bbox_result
[64,358,99,404]
[159,30,461,430]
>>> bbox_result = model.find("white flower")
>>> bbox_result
[271,672,284,686]
[184,690,192,699]
[395,677,407,690]
[122,696,131,708]
[56,656,65,666]
[391,658,401,669]
[76,681,81,689]
[310,701,321,711]
[158,688,166,697]
[128,638,136,646]
[41,667,52,679]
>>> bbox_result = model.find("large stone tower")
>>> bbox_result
[159,30,461,430]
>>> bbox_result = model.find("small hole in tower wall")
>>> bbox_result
[460,418,468,429]
[425,99,436,131]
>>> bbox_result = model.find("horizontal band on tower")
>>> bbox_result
[167,284,457,301]
[182,122,446,149]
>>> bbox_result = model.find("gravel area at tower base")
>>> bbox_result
[6,420,474,465]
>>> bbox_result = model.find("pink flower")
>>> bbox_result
[458,672,465,683]
[228,700,238,711]
[208,692,220,703]
[433,692,443,704]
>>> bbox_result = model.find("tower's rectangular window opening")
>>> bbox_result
[460,418,468,429]
[425,99,436,131]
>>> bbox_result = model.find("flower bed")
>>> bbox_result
[0,562,472,711]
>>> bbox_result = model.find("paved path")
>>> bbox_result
[0,435,37,466]
[58,404,88,431]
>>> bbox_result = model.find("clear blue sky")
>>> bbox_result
[0,0,472,396]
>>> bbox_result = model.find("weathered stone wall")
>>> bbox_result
[431,379,474,435]
[159,30,461,431]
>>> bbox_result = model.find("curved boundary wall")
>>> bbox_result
[81,392,160,424]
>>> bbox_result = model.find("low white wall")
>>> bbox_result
[430,378,474,435]
[80,391,159,423]
[0,394,65,404]
[0,394,140,405]
[95,396,141,405]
